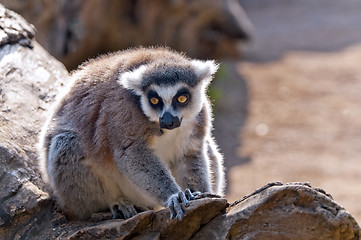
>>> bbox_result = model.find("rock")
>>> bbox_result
[0,4,34,48]
[192,182,361,240]
[0,3,69,238]
[0,4,360,240]
[66,198,228,240]
[2,0,253,69]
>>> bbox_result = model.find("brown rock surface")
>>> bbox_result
[194,183,360,240]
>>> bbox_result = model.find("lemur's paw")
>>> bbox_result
[185,188,201,201]
[167,191,190,220]
[184,189,221,200]
[110,200,137,219]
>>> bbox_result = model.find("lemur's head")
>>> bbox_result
[118,56,218,130]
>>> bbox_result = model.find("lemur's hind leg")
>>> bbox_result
[47,131,109,219]
[110,200,138,219]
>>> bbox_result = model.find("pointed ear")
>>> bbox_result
[191,60,219,85]
[117,65,147,95]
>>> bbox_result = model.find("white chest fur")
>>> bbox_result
[150,121,195,165]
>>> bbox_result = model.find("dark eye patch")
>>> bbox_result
[147,90,163,110]
[172,88,191,108]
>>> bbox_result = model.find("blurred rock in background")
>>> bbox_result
[2,0,253,70]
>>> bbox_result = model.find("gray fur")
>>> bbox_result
[141,64,198,90]
[38,47,225,220]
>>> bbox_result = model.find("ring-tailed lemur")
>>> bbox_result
[38,47,225,220]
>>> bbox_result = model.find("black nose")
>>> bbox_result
[160,112,181,130]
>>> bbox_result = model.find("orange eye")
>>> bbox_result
[177,95,188,103]
[150,97,159,105]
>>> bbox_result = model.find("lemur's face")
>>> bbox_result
[118,59,218,130]
[142,83,204,130]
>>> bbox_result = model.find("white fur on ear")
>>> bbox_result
[191,60,219,80]
[117,65,147,95]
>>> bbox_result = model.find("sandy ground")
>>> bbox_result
[215,0,361,223]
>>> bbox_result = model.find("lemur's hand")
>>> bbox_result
[167,189,220,220]
[167,190,190,220]
[184,188,200,200]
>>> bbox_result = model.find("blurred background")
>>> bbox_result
[3,0,361,223]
